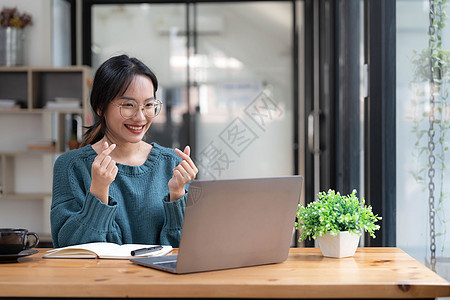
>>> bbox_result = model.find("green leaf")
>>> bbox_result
[294,189,381,241]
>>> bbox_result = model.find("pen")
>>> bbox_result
[130,245,163,256]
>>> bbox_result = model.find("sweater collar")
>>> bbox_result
[85,143,161,175]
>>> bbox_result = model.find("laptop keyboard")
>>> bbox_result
[157,261,177,270]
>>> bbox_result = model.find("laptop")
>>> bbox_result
[131,176,303,274]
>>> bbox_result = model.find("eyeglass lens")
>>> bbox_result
[119,99,162,119]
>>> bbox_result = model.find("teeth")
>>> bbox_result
[126,125,144,130]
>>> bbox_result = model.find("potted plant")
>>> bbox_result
[295,189,381,258]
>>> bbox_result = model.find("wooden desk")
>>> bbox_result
[0,247,449,299]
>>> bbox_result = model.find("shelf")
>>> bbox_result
[0,70,28,109]
[0,108,84,114]
[0,193,52,200]
[1,154,53,196]
[0,66,30,71]
[0,66,88,72]
[0,152,59,156]
[0,66,92,111]
[0,66,91,239]
[32,71,84,109]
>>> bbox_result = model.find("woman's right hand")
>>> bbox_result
[90,142,118,204]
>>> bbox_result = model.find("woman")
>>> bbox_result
[50,55,198,248]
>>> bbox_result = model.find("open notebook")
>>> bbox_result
[43,242,172,259]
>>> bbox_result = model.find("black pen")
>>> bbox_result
[130,245,163,256]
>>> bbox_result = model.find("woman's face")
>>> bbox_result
[103,74,155,144]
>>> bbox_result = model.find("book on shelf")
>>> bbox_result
[43,242,173,259]
[44,97,81,109]
[0,99,23,109]
[27,139,56,152]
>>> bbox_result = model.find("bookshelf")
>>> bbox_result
[0,66,93,245]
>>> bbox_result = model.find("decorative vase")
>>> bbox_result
[0,27,24,66]
[316,231,360,258]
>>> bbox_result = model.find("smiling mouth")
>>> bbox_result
[125,124,145,131]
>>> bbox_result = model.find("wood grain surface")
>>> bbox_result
[0,247,449,299]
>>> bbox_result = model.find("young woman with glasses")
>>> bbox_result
[50,55,198,248]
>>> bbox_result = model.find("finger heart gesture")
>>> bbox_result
[90,142,118,203]
[168,145,198,201]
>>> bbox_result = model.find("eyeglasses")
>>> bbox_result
[112,98,163,119]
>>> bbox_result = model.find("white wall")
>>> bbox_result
[2,0,52,66]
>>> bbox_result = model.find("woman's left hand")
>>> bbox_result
[168,145,198,201]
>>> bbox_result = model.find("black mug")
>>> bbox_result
[0,228,39,255]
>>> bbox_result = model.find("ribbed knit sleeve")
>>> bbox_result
[160,194,187,247]
[50,149,122,247]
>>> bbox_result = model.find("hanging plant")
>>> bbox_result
[408,0,450,270]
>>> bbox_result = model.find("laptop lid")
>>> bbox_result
[173,176,302,274]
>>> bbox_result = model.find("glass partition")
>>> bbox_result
[193,2,294,179]
[397,0,450,280]
[91,2,297,179]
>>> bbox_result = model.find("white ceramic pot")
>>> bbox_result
[316,231,360,258]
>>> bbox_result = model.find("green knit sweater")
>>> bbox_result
[50,143,187,248]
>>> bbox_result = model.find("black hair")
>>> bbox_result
[81,54,158,146]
